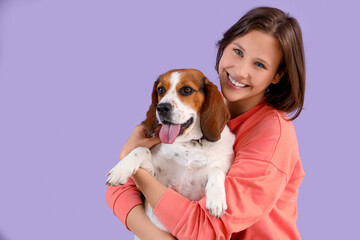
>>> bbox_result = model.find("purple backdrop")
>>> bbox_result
[0,0,359,239]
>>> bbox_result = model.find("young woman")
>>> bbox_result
[106,6,305,240]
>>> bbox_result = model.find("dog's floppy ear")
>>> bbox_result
[141,79,160,136]
[200,77,230,142]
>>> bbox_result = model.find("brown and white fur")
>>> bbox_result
[106,69,235,237]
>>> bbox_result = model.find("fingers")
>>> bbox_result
[154,124,162,132]
[149,124,161,138]
[141,133,160,149]
[149,134,161,144]
[135,124,146,131]
[118,124,161,160]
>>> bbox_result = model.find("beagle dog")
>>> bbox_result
[106,69,235,234]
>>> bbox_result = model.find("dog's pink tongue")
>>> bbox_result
[159,124,181,144]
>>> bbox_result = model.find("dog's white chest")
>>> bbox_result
[151,141,212,201]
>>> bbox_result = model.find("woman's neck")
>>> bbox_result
[226,94,265,119]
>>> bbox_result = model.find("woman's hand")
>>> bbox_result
[119,125,161,160]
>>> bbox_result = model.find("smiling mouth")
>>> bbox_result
[227,73,248,88]
[159,117,194,144]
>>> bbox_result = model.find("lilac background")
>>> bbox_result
[0,0,359,239]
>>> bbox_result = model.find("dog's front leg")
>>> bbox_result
[106,147,153,186]
[205,167,227,218]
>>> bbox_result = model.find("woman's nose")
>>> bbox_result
[234,62,250,79]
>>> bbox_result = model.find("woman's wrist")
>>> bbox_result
[119,144,136,160]
[126,204,175,240]
[132,169,168,209]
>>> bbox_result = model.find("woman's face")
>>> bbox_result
[218,30,283,114]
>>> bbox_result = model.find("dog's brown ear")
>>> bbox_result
[141,79,160,136]
[200,77,230,142]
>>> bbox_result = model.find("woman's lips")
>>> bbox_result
[227,73,248,89]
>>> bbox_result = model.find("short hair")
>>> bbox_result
[215,7,305,120]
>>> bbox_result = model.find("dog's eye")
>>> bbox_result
[158,86,166,97]
[180,86,194,96]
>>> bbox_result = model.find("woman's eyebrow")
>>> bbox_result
[255,57,270,67]
[233,43,246,53]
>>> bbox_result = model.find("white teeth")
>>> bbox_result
[228,75,247,87]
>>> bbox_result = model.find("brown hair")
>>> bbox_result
[215,7,305,120]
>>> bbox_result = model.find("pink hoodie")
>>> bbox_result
[106,101,305,239]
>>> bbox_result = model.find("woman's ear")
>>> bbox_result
[141,79,160,136]
[272,68,286,84]
[200,77,230,142]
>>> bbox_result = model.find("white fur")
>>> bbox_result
[106,71,235,237]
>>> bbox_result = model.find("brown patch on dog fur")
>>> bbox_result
[141,79,160,135]
[176,69,206,114]
[200,77,230,142]
[141,71,174,135]
[156,71,172,102]
[154,69,206,113]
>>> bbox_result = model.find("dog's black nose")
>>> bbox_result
[157,103,172,115]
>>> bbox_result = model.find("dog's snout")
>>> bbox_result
[157,103,172,115]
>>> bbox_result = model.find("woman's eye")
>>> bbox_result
[234,49,243,57]
[158,86,165,97]
[180,86,194,96]
[255,62,266,69]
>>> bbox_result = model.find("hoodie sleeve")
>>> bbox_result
[106,178,143,230]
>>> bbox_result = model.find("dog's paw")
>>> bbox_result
[106,160,138,186]
[206,190,227,219]
[105,147,153,187]
[206,196,227,218]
